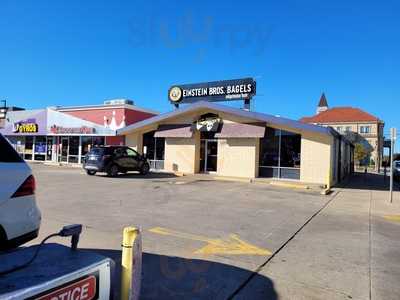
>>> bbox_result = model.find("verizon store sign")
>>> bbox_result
[168,78,256,104]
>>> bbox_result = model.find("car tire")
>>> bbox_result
[140,163,150,175]
[107,164,119,177]
[86,170,96,176]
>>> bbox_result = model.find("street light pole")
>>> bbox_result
[390,127,397,203]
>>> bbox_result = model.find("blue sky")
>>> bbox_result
[0,0,399,144]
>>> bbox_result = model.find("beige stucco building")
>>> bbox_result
[301,94,384,171]
[118,101,353,187]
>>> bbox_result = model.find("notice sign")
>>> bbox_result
[33,274,98,300]
[168,78,256,104]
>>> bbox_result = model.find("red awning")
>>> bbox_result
[154,124,193,138]
[214,123,265,138]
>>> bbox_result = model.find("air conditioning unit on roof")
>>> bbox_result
[104,99,134,105]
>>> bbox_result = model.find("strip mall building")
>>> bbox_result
[118,79,354,187]
[0,99,156,164]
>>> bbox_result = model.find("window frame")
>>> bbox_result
[360,126,371,134]
[259,127,301,180]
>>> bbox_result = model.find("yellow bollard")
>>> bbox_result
[121,227,142,300]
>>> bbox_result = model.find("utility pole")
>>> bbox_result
[390,127,397,203]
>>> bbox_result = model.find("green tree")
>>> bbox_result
[354,143,369,165]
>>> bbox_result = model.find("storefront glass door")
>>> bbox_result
[46,137,54,161]
[68,136,80,163]
[200,139,218,173]
[60,137,69,162]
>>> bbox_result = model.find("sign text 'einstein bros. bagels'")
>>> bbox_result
[168,78,256,104]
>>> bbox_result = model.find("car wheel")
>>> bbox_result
[140,163,150,175]
[107,164,119,177]
[86,170,96,176]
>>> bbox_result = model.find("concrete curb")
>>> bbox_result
[269,181,311,190]
[173,172,186,177]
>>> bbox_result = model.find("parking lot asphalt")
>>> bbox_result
[27,164,400,300]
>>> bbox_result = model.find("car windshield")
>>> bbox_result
[396,162,400,168]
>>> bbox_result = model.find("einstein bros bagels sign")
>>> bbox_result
[168,78,256,104]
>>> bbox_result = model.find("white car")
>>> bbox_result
[0,134,41,249]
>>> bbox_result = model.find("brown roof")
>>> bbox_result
[153,124,193,138]
[300,107,381,124]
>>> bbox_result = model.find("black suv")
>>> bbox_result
[83,146,150,176]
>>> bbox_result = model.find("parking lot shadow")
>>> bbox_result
[336,172,400,191]
[83,249,278,300]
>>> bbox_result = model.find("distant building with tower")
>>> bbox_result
[301,93,384,171]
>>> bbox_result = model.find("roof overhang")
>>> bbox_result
[117,101,333,137]
[154,124,193,138]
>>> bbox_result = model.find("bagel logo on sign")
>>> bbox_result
[169,86,183,103]
[196,115,221,132]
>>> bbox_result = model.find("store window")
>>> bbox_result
[259,127,301,180]
[143,131,165,170]
[15,137,25,156]
[93,136,105,147]
[68,136,80,163]
[82,137,93,156]
[25,136,34,160]
[34,136,47,161]
[46,137,54,161]
[4,136,24,157]
[0,135,23,162]
[259,127,280,178]
[81,136,106,160]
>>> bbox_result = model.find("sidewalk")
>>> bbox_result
[236,173,400,300]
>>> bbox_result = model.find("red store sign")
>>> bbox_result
[50,125,95,135]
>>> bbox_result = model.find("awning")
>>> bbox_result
[154,124,193,138]
[214,123,265,138]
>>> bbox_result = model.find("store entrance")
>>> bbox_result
[60,137,69,162]
[200,139,218,173]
